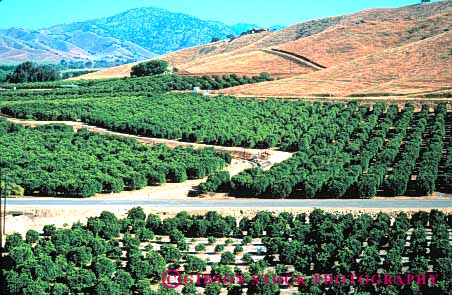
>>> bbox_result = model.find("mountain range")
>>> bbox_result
[0,7,268,63]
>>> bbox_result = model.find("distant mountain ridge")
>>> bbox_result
[0,7,269,63]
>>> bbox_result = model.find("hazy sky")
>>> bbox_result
[0,0,440,29]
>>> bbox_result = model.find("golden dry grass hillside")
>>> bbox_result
[276,12,452,67]
[75,0,452,96]
[220,31,452,97]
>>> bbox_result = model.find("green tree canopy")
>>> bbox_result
[131,60,169,77]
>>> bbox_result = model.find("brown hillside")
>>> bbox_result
[277,12,452,67]
[220,31,452,97]
[75,0,452,81]
[73,32,274,80]
[181,50,314,77]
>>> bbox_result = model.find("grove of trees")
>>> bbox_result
[5,61,60,83]
[227,103,451,198]
[0,64,15,82]
[0,74,449,199]
[131,60,169,77]
[2,208,452,294]
[1,94,355,149]
[0,119,230,197]
[0,72,272,97]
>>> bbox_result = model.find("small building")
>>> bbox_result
[248,28,269,34]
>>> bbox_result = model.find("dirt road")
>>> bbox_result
[0,115,292,199]
[0,115,292,167]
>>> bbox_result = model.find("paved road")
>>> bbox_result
[7,198,452,208]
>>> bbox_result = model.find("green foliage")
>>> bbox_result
[0,120,227,197]
[66,268,96,292]
[42,224,57,236]
[242,236,252,245]
[146,214,162,232]
[0,65,15,82]
[182,284,198,295]
[134,279,154,295]
[67,246,93,266]
[25,230,39,244]
[241,253,254,264]
[247,279,280,295]
[2,209,451,295]
[199,171,231,193]
[5,232,24,251]
[6,61,60,83]
[146,251,167,280]
[220,251,236,264]
[159,244,181,262]
[214,244,225,253]
[184,255,207,273]
[0,73,270,93]
[52,283,70,295]
[131,60,169,77]
[93,255,116,278]
[205,284,222,295]
[113,269,135,294]
[233,245,243,254]
[195,243,206,252]
[128,207,146,221]
[0,181,24,197]
[2,71,448,201]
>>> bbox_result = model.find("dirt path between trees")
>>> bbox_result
[0,115,293,166]
[0,115,292,200]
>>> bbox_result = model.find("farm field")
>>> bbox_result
[1,76,451,199]
[0,73,272,94]
[3,208,452,294]
[1,1,452,295]
[0,118,231,197]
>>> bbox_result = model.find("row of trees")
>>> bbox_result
[229,103,381,197]
[438,112,452,193]
[259,209,452,294]
[207,103,450,198]
[444,148,452,193]
[383,105,429,196]
[3,208,452,294]
[0,119,229,197]
[410,104,446,195]
[1,83,450,198]
[1,58,146,83]
[1,71,272,93]
[357,105,415,198]
[2,93,340,149]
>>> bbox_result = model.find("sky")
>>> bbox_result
[0,0,440,29]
